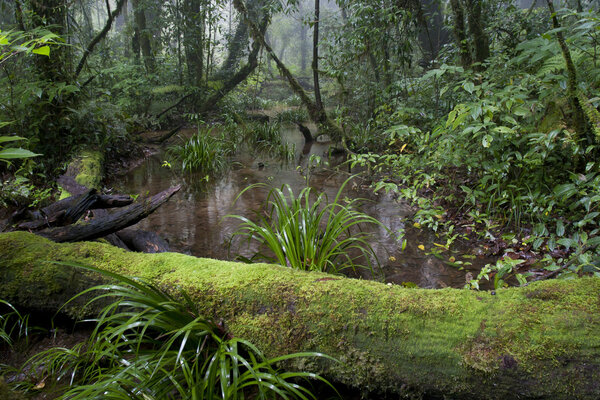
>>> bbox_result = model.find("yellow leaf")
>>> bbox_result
[388,256,396,262]
[400,143,407,152]
[32,45,50,57]
[449,256,456,262]
[433,243,447,248]
[418,244,425,251]
[413,222,421,228]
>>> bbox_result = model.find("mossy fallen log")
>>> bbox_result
[1,231,599,399]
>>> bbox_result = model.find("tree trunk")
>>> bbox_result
[75,0,127,79]
[449,0,472,67]
[183,0,204,85]
[300,19,308,73]
[1,231,600,399]
[232,0,343,142]
[312,0,323,112]
[546,0,592,148]
[465,0,489,67]
[132,0,154,72]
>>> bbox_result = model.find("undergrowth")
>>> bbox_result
[5,264,336,399]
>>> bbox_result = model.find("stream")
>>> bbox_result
[113,124,491,288]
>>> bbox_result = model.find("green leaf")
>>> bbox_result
[463,81,475,94]
[586,236,600,248]
[0,135,25,144]
[0,148,41,159]
[556,220,565,237]
[482,134,493,148]
[494,126,515,134]
[32,45,50,56]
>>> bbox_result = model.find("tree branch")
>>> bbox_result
[75,0,127,79]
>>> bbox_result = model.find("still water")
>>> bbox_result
[113,124,489,288]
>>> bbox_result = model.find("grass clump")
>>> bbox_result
[228,178,385,274]
[276,108,309,124]
[168,125,234,176]
[244,121,295,161]
[15,264,336,399]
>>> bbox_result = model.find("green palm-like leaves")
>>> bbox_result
[228,178,385,274]
[21,264,335,399]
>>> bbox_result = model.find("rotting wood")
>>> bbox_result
[14,191,134,231]
[36,185,181,243]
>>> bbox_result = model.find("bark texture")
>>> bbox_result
[35,186,181,243]
[1,231,599,399]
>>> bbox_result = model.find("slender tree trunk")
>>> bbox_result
[546,0,592,148]
[312,0,323,112]
[183,0,203,85]
[75,0,127,79]
[233,0,343,141]
[300,20,307,73]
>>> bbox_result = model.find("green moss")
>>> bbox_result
[1,231,599,399]
[58,150,104,198]
[74,150,103,189]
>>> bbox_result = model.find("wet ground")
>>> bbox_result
[112,124,492,288]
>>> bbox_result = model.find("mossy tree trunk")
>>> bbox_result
[1,231,599,399]
[546,0,593,152]
[465,0,489,67]
[449,0,472,68]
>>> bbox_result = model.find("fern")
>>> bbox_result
[537,49,586,77]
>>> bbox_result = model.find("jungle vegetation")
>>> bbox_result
[2,0,600,397]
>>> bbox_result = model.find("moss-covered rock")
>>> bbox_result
[0,231,599,399]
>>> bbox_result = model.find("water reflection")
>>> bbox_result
[114,125,489,288]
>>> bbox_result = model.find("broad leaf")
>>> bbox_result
[32,45,50,56]
[0,148,41,159]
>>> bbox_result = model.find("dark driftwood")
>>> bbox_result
[36,185,181,243]
[104,233,130,250]
[16,191,134,231]
[117,228,169,253]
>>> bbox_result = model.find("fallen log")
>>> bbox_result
[35,185,181,243]
[0,231,598,399]
[15,191,135,231]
